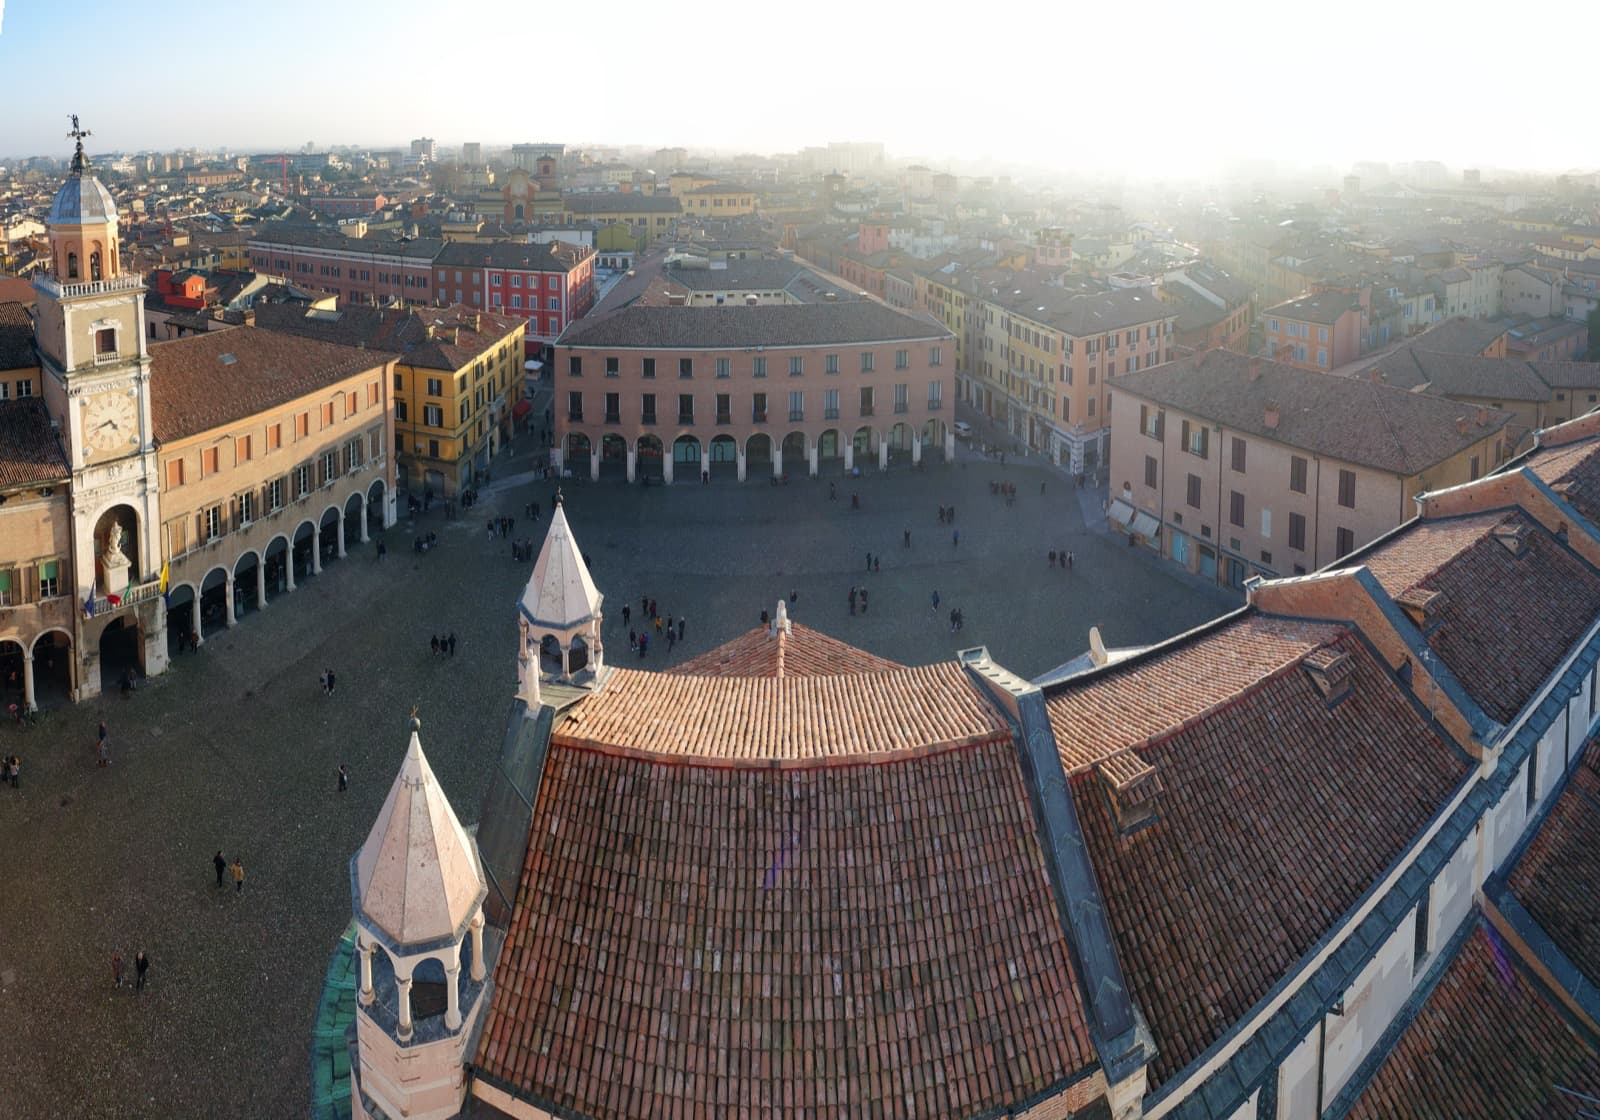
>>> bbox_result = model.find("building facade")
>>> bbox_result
[247,229,441,307]
[433,240,593,355]
[555,302,954,482]
[1262,290,1365,369]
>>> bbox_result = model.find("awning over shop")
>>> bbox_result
[512,399,533,420]
[1107,498,1136,528]
[524,360,544,371]
[1131,511,1161,540]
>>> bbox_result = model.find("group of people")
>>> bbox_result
[412,531,438,554]
[430,634,458,657]
[991,480,1019,507]
[623,598,685,657]
[109,948,150,991]
[1049,550,1075,570]
[848,585,870,615]
[212,850,245,893]
[487,515,517,541]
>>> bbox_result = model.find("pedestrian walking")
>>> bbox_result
[654,616,664,636]
[931,590,940,611]
[650,598,658,619]
[320,668,329,694]
[98,720,108,747]
[112,949,124,988]
[666,613,674,636]
[430,635,439,656]
[1067,551,1074,570]
[629,629,637,651]
[950,607,959,633]
[326,669,337,695]
[859,588,868,614]
[953,529,960,547]
[678,617,686,641]
[874,556,880,573]
[134,950,149,992]
[337,763,351,793]
[1049,551,1056,567]
[1041,481,1046,495]
[231,858,245,894]
[639,632,648,658]
[667,628,676,651]
[214,850,226,888]
[829,482,837,500]
[904,528,911,547]
[448,634,457,657]
[8,755,18,789]
[866,552,873,571]
[849,586,857,615]
[97,738,109,768]
[641,595,649,618]
[622,604,631,626]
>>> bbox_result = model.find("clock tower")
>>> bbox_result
[34,117,166,698]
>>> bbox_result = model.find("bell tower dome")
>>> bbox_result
[49,116,123,284]
[516,493,604,709]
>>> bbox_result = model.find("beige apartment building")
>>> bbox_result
[0,400,76,709]
[1108,350,1512,588]
[151,328,397,644]
[555,301,954,482]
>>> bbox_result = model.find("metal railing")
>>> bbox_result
[34,273,145,299]
[88,577,162,618]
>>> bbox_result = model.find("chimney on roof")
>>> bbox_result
[1264,400,1281,430]
[1303,647,1354,707]
[1088,626,1108,667]
[772,599,791,637]
[473,312,481,333]
[745,293,759,306]
[1476,406,1488,426]
[1455,415,1469,435]
[666,291,687,307]
[1247,357,1263,382]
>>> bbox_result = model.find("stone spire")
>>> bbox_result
[519,495,602,630]
[352,717,486,948]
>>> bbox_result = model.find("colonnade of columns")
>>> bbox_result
[568,430,941,481]
[356,912,488,1041]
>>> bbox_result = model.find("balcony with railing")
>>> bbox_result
[87,577,162,619]
[34,272,145,299]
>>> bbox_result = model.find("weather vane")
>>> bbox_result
[68,114,90,143]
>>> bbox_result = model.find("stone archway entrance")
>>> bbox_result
[98,617,142,692]
[200,567,230,636]
[166,584,196,654]
[30,632,73,707]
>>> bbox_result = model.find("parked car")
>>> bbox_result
[953,421,974,441]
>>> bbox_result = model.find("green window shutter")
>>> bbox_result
[0,570,11,592]
[41,561,59,581]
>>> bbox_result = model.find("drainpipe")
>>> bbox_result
[1313,456,1322,569]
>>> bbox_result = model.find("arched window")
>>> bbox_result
[90,252,102,282]
[67,252,79,279]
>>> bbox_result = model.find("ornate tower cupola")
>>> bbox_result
[49,116,123,284]
[516,494,604,708]
[349,717,490,1120]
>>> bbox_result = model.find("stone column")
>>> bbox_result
[878,436,889,471]
[844,442,855,472]
[590,447,600,481]
[445,963,463,1030]
[22,653,35,713]
[912,438,922,466]
[256,560,268,610]
[335,514,347,559]
[285,556,296,593]
[626,447,637,483]
[311,526,323,575]
[470,914,486,983]
[945,430,955,461]
[663,454,674,484]
[358,938,374,1006]
[396,974,414,1041]
[358,499,370,544]
[560,643,570,679]
[224,578,237,628]
[808,444,818,477]
[736,448,746,482]
[773,445,783,480]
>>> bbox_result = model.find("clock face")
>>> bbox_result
[84,391,137,454]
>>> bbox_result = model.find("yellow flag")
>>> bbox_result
[159,561,169,593]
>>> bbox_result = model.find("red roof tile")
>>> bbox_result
[476,738,1098,1119]
[1528,435,1600,528]
[556,663,1007,767]
[0,398,70,488]
[1066,630,1469,1088]
[1361,511,1600,724]
[1509,742,1600,985]
[1347,923,1600,1119]
[670,622,905,679]
[1043,615,1340,775]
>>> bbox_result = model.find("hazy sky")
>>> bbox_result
[0,0,1591,178]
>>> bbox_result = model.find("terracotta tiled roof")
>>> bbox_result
[1043,615,1339,775]
[253,302,525,372]
[0,301,35,371]
[1528,436,1600,527]
[476,738,1098,1119]
[1068,629,1469,1088]
[555,663,1005,766]
[0,398,69,488]
[1508,743,1600,984]
[1346,923,1600,1119]
[1361,511,1600,723]
[669,622,905,679]
[149,326,390,442]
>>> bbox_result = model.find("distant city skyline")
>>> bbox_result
[1,0,1596,179]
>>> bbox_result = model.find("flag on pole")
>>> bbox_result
[83,591,95,618]
[159,561,169,594]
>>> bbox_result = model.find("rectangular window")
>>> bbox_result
[345,391,358,416]
[396,401,408,422]
[860,351,875,372]
[568,356,582,377]
[788,390,804,422]
[394,373,403,392]
[1260,508,1272,539]
[426,378,444,397]
[1231,436,1246,474]
[236,489,256,526]
[1229,490,1244,527]
[202,447,220,476]
[1144,455,1158,488]
[166,459,184,488]
[1186,473,1201,509]
[604,392,620,423]
[605,357,619,377]
[239,435,252,462]
[1289,513,1306,551]
[1140,405,1161,439]
[203,504,223,541]
[321,402,334,427]
[1470,455,1481,480]
[38,559,60,599]
[0,569,13,606]
[423,405,443,427]
[789,356,804,376]
[321,450,338,486]
[1290,456,1308,494]
[678,394,694,424]
[293,463,312,498]
[753,357,767,378]
[96,327,116,355]
[642,358,655,380]
[679,358,693,379]
[826,353,840,374]
[895,349,909,370]
[894,383,908,413]
[859,386,875,416]
[716,358,730,379]
[1338,469,1356,508]
[1413,884,1432,973]
[716,393,731,424]
[927,381,943,409]
[567,392,583,422]
[1336,526,1355,558]
[752,393,767,422]
[929,346,942,366]
[641,393,657,424]
[825,389,840,419]
[267,477,284,512]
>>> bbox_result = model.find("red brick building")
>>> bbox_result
[433,239,595,356]
[247,229,440,307]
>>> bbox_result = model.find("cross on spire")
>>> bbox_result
[66,113,91,176]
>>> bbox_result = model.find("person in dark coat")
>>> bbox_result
[213,850,227,888]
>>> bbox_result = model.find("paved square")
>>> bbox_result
[0,438,1236,1120]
